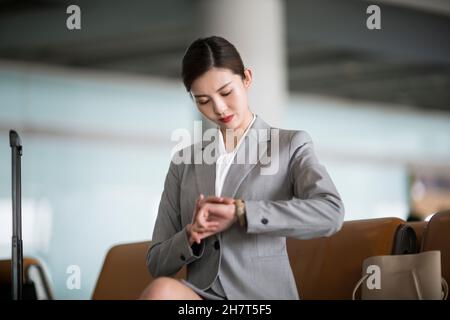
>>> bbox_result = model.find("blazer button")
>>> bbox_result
[214,240,220,250]
[180,254,186,261]
[261,218,269,225]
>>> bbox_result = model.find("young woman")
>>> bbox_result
[140,36,344,300]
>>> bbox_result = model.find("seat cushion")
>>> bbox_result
[92,241,185,300]
[421,210,450,299]
[287,217,404,299]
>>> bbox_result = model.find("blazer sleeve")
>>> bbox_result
[245,131,345,239]
[146,157,205,278]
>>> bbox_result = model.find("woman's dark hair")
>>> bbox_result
[182,36,245,92]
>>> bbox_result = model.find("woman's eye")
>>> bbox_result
[198,100,209,105]
[221,90,232,96]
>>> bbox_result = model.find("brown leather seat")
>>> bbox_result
[406,221,427,251]
[287,217,404,299]
[93,217,405,300]
[421,210,450,300]
[0,258,39,284]
[0,257,53,299]
[92,241,185,300]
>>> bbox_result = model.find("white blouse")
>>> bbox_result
[215,113,256,197]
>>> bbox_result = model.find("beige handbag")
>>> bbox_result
[352,250,448,300]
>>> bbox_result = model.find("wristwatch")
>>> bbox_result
[235,199,247,227]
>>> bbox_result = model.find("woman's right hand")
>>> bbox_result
[187,194,234,245]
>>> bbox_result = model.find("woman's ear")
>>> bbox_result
[243,68,253,88]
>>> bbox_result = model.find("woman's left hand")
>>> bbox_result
[199,200,237,234]
[190,196,237,242]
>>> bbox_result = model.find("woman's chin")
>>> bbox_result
[219,121,239,131]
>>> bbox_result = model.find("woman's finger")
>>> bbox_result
[195,221,219,232]
[191,194,204,223]
[193,215,210,230]
[192,233,201,244]
[195,194,205,212]
[202,196,235,206]
[200,196,230,205]
[206,224,220,231]
[217,197,235,205]
[196,194,204,210]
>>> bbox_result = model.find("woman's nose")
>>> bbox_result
[212,98,227,115]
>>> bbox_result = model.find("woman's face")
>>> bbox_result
[190,67,253,132]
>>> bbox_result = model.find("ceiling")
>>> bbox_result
[0,0,449,111]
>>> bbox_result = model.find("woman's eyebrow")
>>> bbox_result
[193,81,232,98]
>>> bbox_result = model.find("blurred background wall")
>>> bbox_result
[0,0,449,299]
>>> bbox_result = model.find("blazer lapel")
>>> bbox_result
[221,116,272,198]
[194,140,217,197]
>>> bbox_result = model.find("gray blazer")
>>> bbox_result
[147,116,344,299]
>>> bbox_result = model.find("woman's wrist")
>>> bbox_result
[186,224,195,246]
[234,199,247,227]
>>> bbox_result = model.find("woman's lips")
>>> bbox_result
[219,114,234,123]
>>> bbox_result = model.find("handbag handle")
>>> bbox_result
[442,278,448,300]
[352,274,368,300]
[411,269,423,299]
[352,273,448,300]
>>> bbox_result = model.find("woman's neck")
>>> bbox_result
[221,110,254,152]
